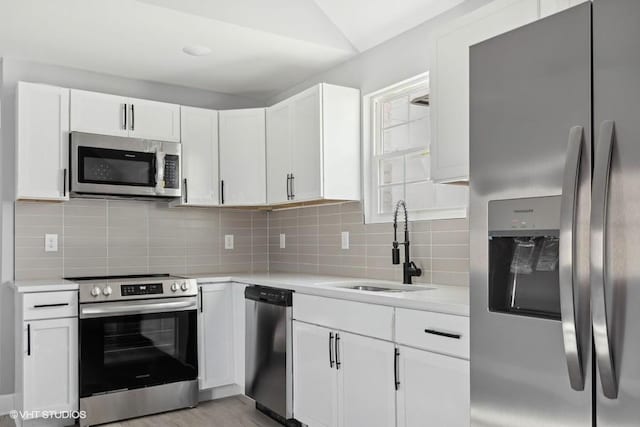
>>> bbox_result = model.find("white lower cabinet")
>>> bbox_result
[292,321,395,427]
[396,345,470,427]
[198,283,235,389]
[15,290,78,424]
[293,322,339,427]
[22,318,78,416]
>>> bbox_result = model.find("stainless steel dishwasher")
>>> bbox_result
[245,285,297,426]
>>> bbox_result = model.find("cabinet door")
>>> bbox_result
[293,321,338,427]
[128,98,181,142]
[23,318,78,413]
[396,346,469,427]
[70,89,128,137]
[219,108,267,206]
[266,101,292,204]
[180,107,219,206]
[337,332,396,427]
[430,0,539,182]
[291,85,322,201]
[198,284,235,389]
[16,82,70,201]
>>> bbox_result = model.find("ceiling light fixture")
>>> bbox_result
[182,45,212,56]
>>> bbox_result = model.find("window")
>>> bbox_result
[363,73,468,223]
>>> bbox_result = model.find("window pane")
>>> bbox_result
[405,181,436,211]
[379,185,404,214]
[380,157,404,185]
[382,123,409,153]
[408,117,429,149]
[405,152,430,182]
[382,96,409,128]
[435,184,468,208]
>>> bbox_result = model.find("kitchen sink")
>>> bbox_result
[333,283,433,293]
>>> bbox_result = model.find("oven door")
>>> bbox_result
[70,132,181,197]
[79,298,198,398]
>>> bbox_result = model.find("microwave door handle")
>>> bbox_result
[155,151,166,194]
[592,120,618,399]
[559,125,586,391]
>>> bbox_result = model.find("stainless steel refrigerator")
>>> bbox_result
[469,1,640,425]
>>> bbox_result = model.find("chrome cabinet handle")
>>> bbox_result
[286,174,291,200]
[290,173,295,199]
[591,120,617,399]
[335,333,341,369]
[329,332,335,368]
[559,126,586,391]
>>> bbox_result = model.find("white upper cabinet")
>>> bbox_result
[219,108,267,206]
[176,106,219,206]
[430,0,540,183]
[127,97,181,142]
[70,89,128,138]
[70,89,180,142]
[16,82,70,201]
[266,83,360,205]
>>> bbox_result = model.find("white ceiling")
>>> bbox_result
[0,0,465,99]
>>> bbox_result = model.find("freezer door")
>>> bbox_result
[469,4,592,427]
[593,0,640,424]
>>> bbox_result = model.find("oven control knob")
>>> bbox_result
[90,286,101,297]
[180,282,189,291]
[171,282,179,292]
[103,286,112,296]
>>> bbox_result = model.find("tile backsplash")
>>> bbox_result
[268,202,469,286]
[14,199,268,280]
[14,199,469,286]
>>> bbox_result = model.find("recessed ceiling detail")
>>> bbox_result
[0,0,466,99]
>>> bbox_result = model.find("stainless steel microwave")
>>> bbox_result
[70,132,181,198]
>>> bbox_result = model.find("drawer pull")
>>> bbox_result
[33,303,70,308]
[424,328,461,340]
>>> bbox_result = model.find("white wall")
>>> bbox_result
[0,57,263,397]
[268,0,493,103]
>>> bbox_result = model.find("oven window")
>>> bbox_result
[80,310,197,397]
[78,147,155,187]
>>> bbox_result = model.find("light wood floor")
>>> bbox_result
[0,396,283,427]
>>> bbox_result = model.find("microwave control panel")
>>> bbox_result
[164,155,179,189]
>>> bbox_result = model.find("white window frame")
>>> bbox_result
[363,73,468,224]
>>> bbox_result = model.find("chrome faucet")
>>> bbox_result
[392,200,422,284]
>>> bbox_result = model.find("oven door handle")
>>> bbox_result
[80,297,197,319]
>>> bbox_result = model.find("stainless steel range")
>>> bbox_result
[70,274,199,427]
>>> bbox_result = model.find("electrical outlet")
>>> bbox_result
[45,234,58,252]
[224,234,234,250]
[341,231,349,250]
[280,233,286,249]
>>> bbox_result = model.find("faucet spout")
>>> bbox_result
[392,200,422,284]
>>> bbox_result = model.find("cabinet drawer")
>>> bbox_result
[23,291,78,320]
[293,294,393,340]
[395,308,469,359]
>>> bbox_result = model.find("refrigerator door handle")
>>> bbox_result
[591,120,618,399]
[559,126,586,391]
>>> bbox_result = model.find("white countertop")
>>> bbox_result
[7,272,469,316]
[189,272,469,316]
[9,279,79,293]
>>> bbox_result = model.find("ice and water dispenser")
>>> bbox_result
[488,196,561,320]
